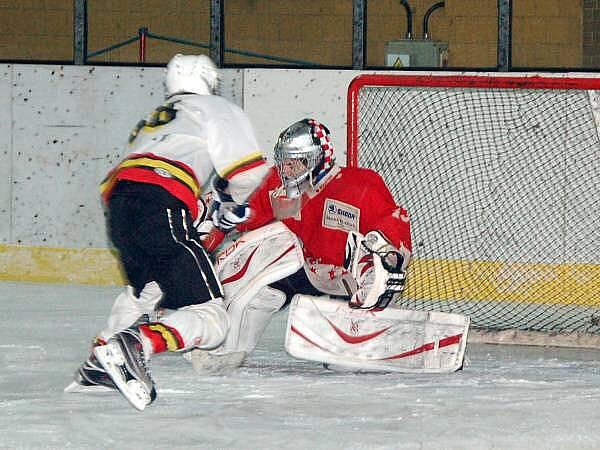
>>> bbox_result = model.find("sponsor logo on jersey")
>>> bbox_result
[322,199,360,232]
[154,167,174,178]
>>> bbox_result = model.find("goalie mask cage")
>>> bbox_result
[347,73,600,347]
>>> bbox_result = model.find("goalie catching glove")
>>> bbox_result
[346,230,410,310]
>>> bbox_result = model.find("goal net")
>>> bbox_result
[347,73,600,347]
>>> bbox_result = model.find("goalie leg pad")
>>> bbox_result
[213,221,303,354]
[216,222,304,303]
[219,286,286,354]
[285,295,469,373]
[188,287,285,375]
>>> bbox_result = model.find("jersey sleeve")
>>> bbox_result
[206,105,267,204]
[236,167,280,232]
[359,170,412,252]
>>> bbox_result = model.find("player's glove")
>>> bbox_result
[210,176,251,232]
[212,201,251,231]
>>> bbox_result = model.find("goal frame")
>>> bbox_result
[347,73,600,166]
[346,72,600,348]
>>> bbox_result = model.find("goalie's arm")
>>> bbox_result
[346,173,413,310]
[360,171,412,253]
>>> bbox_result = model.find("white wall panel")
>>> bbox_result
[12,65,163,247]
[0,65,11,244]
[244,69,365,163]
[9,64,243,248]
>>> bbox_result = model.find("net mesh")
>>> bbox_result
[350,76,600,335]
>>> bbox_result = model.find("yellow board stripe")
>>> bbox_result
[405,258,600,306]
[0,244,124,285]
[2,244,599,307]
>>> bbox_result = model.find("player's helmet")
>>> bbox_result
[273,118,335,198]
[165,53,219,97]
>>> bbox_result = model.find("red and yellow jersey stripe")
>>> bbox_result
[100,153,201,218]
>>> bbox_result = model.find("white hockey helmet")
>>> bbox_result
[273,118,335,198]
[164,53,219,97]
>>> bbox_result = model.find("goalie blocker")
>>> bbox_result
[285,295,469,373]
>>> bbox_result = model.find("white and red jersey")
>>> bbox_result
[100,94,267,218]
[238,165,412,267]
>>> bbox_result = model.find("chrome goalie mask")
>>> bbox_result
[164,53,219,97]
[273,118,335,199]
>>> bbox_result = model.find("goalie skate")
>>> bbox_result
[186,349,247,375]
[64,353,117,394]
[94,328,156,411]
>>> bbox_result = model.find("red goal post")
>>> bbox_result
[346,73,600,347]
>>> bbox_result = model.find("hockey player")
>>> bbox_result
[65,53,268,410]
[195,118,412,369]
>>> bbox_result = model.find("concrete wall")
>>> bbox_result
[1,64,599,288]
[0,63,365,250]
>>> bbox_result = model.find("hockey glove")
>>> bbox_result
[211,176,251,232]
[212,200,251,231]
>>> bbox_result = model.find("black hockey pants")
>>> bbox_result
[107,181,222,309]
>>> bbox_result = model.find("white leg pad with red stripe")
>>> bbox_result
[285,295,470,373]
[213,221,304,354]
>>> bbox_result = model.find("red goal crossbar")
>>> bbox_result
[347,73,600,167]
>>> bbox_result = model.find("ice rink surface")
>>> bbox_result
[2,281,600,450]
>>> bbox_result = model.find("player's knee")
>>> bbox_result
[161,299,229,351]
[100,283,163,341]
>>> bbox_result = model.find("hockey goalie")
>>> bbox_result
[191,118,469,374]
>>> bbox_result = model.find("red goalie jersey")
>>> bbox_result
[238,165,412,266]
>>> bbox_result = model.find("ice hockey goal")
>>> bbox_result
[347,73,600,346]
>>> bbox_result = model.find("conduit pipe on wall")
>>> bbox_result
[423,2,445,39]
[398,0,413,39]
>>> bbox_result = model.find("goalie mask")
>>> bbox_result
[165,53,219,97]
[273,118,335,199]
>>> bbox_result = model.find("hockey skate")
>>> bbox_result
[64,352,117,394]
[94,327,156,411]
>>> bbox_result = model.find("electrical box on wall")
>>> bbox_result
[385,39,449,68]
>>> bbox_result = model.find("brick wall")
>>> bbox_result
[0,0,72,61]
[584,0,600,68]
[0,0,595,69]
[513,0,582,68]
